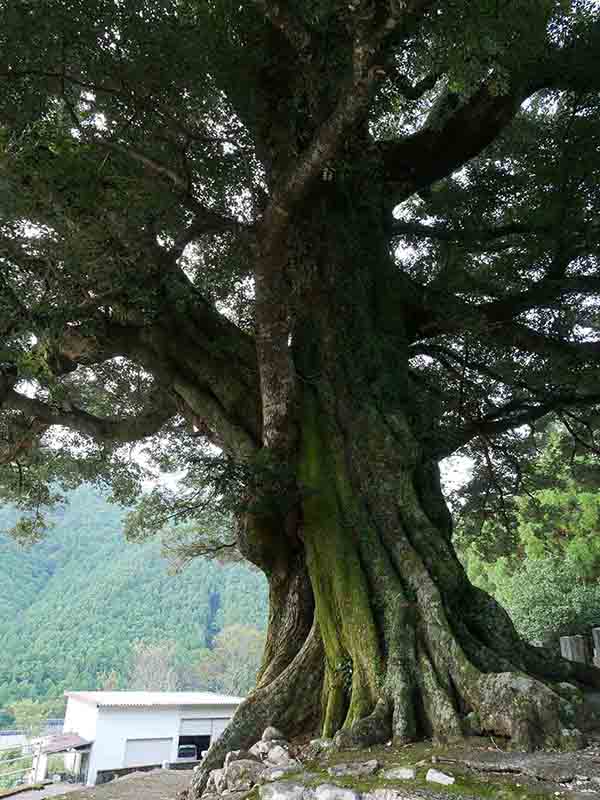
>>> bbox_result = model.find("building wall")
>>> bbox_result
[63,698,98,742]
[85,704,238,786]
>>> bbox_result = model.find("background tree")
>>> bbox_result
[1,1,600,791]
[456,425,600,644]
[0,709,15,730]
[192,625,266,697]
[0,486,267,710]
[127,640,180,691]
[8,698,65,737]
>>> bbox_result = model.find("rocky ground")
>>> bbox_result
[23,728,600,800]
[191,726,600,800]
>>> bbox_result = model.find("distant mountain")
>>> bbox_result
[0,486,267,709]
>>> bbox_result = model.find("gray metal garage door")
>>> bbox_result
[124,737,173,767]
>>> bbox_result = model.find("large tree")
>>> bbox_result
[2,0,600,789]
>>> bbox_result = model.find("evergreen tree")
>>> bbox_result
[1,2,600,789]
[457,426,600,643]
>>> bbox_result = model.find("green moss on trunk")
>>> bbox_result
[299,388,382,735]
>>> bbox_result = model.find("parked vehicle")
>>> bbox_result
[177,744,198,760]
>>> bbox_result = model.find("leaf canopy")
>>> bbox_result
[1,0,599,534]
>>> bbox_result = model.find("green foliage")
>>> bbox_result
[0,747,32,792]
[0,485,268,712]
[0,710,14,729]
[470,554,600,644]
[8,698,64,736]
[456,426,600,642]
[191,625,265,697]
[127,640,180,691]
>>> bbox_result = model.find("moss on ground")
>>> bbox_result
[299,740,564,800]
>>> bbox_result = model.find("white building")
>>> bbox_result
[38,691,243,786]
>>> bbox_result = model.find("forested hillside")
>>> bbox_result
[0,486,267,712]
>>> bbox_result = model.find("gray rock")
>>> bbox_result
[225,750,261,768]
[226,759,266,791]
[250,741,273,760]
[266,745,295,767]
[314,784,361,800]
[260,781,314,800]
[261,765,302,783]
[310,738,334,750]
[263,727,287,742]
[327,760,379,778]
[206,768,226,794]
[426,768,455,786]
[364,790,405,800]
[381,767,416,780]
[301,739,334,761]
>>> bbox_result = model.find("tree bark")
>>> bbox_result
[189,164,600,798]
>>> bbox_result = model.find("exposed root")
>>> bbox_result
[417,645,463,742]
[333,698,392,750]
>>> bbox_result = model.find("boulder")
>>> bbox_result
[263,727,286,742]
[300,739,334,761]
[206,768,226,794]
[332,700,391,750]
[327,760,379,778]
[380,767,416,780]
[314,785,361,800]
[250,740,272,760]
[266,745,296,767]
[225,750,261,768]
[226,759,266,791]
[260,780,314,800]
[426,768,455,786]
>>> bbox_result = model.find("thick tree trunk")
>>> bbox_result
[189,167,600,798]
[191,383,600,797]
[297,384,598,751]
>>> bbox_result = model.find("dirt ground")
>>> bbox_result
[10,770,192,800]
[5,785,85,800]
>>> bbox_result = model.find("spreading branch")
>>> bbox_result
[380,22,600,202]
[436,391,600,459]
[2,388,177,446]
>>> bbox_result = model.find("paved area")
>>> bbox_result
[4,785,85,800]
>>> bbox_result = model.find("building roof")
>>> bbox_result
[64,691,245,708]
[42,733,92,754]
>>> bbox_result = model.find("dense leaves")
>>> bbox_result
[456,427,600,643]
[0,0,598,522]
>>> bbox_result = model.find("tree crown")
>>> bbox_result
[1,0,599,537]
